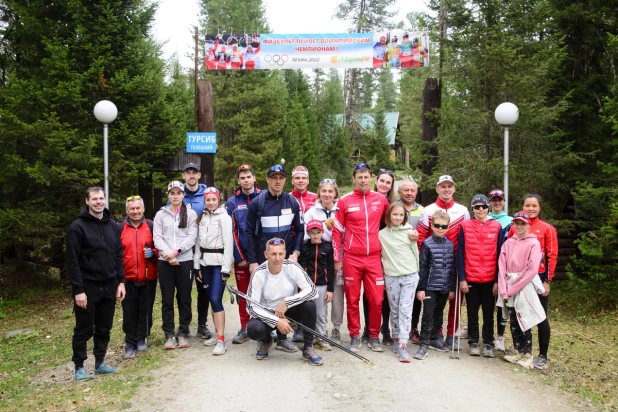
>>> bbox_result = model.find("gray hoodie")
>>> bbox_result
[153,205,198,262]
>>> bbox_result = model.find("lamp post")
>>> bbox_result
[494,102,519,214]
[93,100,118,209]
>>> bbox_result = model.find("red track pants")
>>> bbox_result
[343,253,384,339]
[234,263,251,330]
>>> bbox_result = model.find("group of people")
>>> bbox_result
[65,161,557,379]
[373,33,428,68]
[205,35,261,70]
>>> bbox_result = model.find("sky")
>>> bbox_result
[152,0,428,67]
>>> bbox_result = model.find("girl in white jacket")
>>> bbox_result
[193,187,233,355]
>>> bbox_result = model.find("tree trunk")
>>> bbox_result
[419,77,441,205]
[197,79,215,187]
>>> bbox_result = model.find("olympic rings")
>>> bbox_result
[264,54,289,67]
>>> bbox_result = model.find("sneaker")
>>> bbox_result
[232,329,250,344]
[381,330,394,346]
[292,329,304,342]
[368,337,384,352]
[495,336,506,352]
[413,345,429,360]
[361,328,369,343]
[204,335,218,346]
[197,324,213,339]
[517,353,534,369]
[458,326,468,339]
[315,339,332,351]
[503,352,524,364]
[74,367,93,381]
[94,362,117,375]
[445,335,459,351]
[399,344,411,363]
[213,340,227,355]
[331,328,341,343]
[177,336,190,348]
[270,330,278,342]
[468,343,481,356]
[533,355,549,370]
[393,338,401,354]
[429,338,449,352]
[276,339,299,353]
[302,346,324,366]
[256,341,272,360]
[349,336,361,352]
[136,339,148,352]
[123,344,136,359]
[482,345,495,358]
[164,337,177,350]
[409,328,420,345]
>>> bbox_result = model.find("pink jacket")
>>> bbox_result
[498,234,542,299]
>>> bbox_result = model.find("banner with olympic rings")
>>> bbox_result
[204,32,430,70]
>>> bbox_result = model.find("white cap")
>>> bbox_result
[436,175,455,186]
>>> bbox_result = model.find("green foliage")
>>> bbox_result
[362,101,395,171]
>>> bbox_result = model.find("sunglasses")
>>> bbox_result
[269,164,284,172]
[354,163,371,171]
[320,178,337,185]
[126,195,142,201]
[472,204,490,210]
[379,168,394,177]
[513,212,531,219]
[292,165,308,172]
[237,164,253,172]
[267,238,285,245]
[433,223,449,230]
[489,190,505,198]
[204,187,220,194]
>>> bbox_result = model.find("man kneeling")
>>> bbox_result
[246,238,324,365]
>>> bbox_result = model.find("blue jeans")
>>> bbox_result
[200,265,225,313]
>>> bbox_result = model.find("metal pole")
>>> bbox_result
[103,123,109,209]
[504,126,509,215]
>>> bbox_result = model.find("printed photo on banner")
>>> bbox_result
[373,31,429,69]
[204,33,261,70]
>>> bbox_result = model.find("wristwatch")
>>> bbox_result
[177,248,182,254]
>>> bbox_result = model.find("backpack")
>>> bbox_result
[117,218,154,240]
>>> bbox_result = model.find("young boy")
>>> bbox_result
[414,211,457,360]
[457,195,503,358]
[299,220,335,351]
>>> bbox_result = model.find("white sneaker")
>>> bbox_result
[204,336,218,346]
[503,352,524,364]
[457,327,468,339]
[213,340,227,355]
[517,353,534,369]
[495,336,506,352]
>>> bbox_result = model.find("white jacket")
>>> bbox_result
[153,205,198,262]
[193,206,233,273]
[497,272,546,332]
[303,200,340,242]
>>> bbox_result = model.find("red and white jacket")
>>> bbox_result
[119,218,159,282]
[508,217,558,282]
[291,189,317,214]
[332,189,389,262]
[417,198,470,254]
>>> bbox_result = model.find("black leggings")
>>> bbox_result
[509,307,532,354]
[537,294,550,358]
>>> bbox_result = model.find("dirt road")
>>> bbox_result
[128,301,586,412]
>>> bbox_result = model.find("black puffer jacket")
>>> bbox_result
[418,234,456,293]
[299,241,334,292]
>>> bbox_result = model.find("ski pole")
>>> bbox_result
[145,242,149,345]
[225,283,375,366]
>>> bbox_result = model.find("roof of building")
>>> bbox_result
[335,112,399,144]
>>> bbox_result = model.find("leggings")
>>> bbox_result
[200,265,225,313]
[537,294,550,358]
[508,307,532,354]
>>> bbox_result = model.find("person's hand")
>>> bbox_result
[408,229,418,243]
[169,257,179,266]
[334,262,343,273]
[416,291,425,301]
[75,293,87,309]
[448,291,455,300]
[116,283,126,301]
[493,283,499,296]
[276,318,294,335]
[542,282,551,297]
[162,251,176,261]
[237,260,248,268]
[222,272,230,281]
[275,300,288,318]
[325,292,334,303]
[144,247,154,259]
[195,269,202,282]
[249,263,258,273]
[324,218,334,230]
[459,280,469,294]
[289,252,299,262]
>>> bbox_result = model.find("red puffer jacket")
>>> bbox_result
[332,189,389,262]
[457,218,502,283]
[120,218,159,282]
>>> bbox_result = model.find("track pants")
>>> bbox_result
[446,291,463,337]
[385,274,419,344]
[247,300,317,349]
[122,279,157,347]
[315,285,329,336]
[419,291,449,347]
[465,281,495,347]
[331,283,344,328]
[72,279,117,368]
[343,252,384,339]
[363,290,391,333]
[159,260,193,339]
[234,263,251,330]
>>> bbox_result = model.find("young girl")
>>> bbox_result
[194,187,233,355]
[379,203,420,362]
[153,181,198,350]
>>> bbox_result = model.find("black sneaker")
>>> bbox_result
[381,330,394,345]
[276,339,299,353]
[429,338,449,352]
[361,328,370,343]
[349,336,361,352]
[413,345,429,360]
[136,339,148,352]
[123,344,136,359]
[197,324,213,339]
[232,329,250,344]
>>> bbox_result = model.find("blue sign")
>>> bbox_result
[186,132,217,153]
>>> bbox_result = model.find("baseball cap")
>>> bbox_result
[512,211,532,224]
[413,37,419,43]
[183,163,200,172]
[292,165,309,177]
[489,189,505,200]
[167,181,183,192]
[403,32,409,38]
[436,175,455,186]
[306,219,324,232]
[392,36,398,42]
[267,164,286,178]
[470,194,489,206]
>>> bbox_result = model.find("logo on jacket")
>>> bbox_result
[237,204,247,210]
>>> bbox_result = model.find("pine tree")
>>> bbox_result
[363,101,394,170]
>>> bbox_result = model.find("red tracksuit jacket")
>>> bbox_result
[508,217,558,282]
